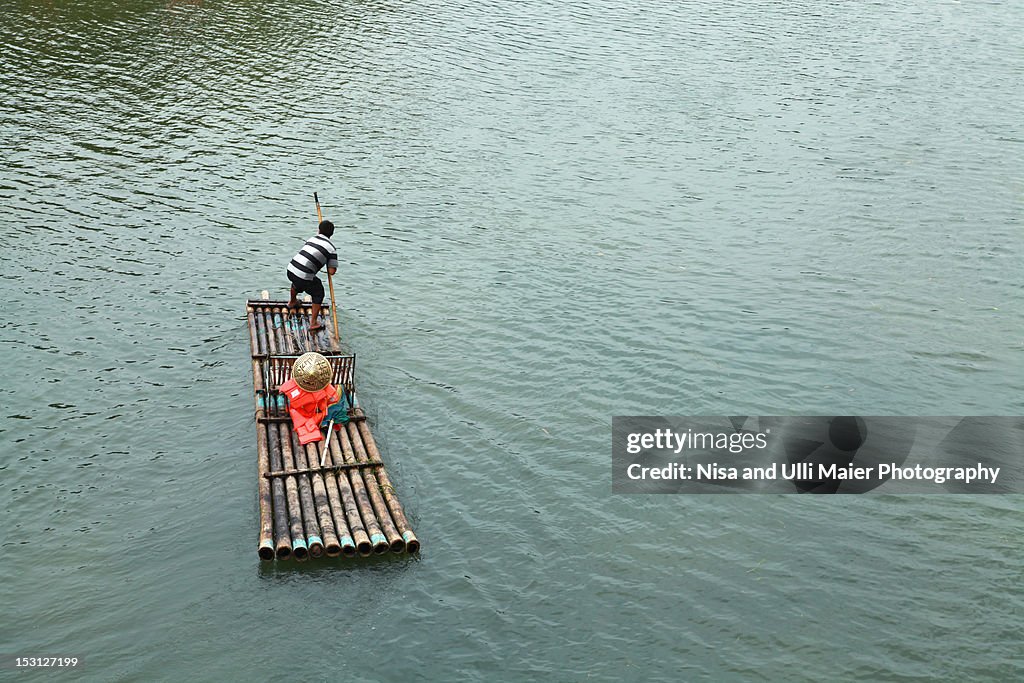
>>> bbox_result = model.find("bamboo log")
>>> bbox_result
[355,411,420,554]
[337,425,389,554]
[300,440,342,557]
[293,307,305,349]
[301,307,317,351]
[328,436,373,556]
[256,442,275,560]
[254,308,266,356]
[317,436,357,557]
[285,307,303,355]
[328,312,341,352]
[266,307,278,356]
[278,425,311,561]
[294,305,311,353]
[286,429,324,558]
[305,307,330,352]
[269,307,281,353]
[278,306,298,355]
[272,311,294,390]
[292,307,308,354]
[263,310,278,357]
[345,421,403,552]
[253,363,275,560]
[278,355,290,389]
[264,304,275,355]
[266,423,293,559]
[267,306,282,359]
[246,307,260,356]
[252,357,264,397]
[271,307,289,358]
[264,307,277,355]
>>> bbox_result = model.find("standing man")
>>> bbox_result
[287,220,337,332]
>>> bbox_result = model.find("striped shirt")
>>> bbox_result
[287,234,338,281]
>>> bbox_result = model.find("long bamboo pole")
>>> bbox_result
[279,426,310,561]
[253,361,275,561]
[314,192,341,341]
[266,423,293,559]
[326,274,340,341]
[246,306,260,357]
[354,409,420,554]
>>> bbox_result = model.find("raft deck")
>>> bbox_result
[246,297,419,561]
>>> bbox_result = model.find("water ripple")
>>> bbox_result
[2,0,1022,679]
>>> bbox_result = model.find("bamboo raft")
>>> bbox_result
[246,295,419,561]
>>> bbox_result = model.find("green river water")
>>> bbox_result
[1,1,1022,681]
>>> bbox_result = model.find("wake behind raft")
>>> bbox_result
[246,294,420,561]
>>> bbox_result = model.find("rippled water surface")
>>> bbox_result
[2,0,1022,680]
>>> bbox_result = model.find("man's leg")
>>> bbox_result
[308,278,326,331]
[288,285,298,308]
[309,302,323,331]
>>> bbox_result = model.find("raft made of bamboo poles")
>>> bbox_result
[247,294,419,561]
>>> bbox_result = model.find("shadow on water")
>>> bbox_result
[257,550,420,579]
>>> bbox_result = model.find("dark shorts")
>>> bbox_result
[287,271,325,304]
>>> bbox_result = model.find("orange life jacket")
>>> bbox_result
[279,378,338,445]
